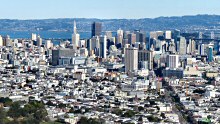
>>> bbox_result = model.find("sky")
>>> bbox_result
[0,0,220,19]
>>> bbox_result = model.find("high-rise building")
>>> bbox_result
[138,50,148,69]
[128,33,136,45]
[116,28,123,45]
[0,35,3,46]
[52,48,77,66]
[125,47,138,72]
[173,29,180,40]
[31,33,37,41]
[37,35,42,47]
[199,44,205,55]
[167,54,179,69]
[165,31,172,40]
[91,22,102,37]
[72,21,80,47]
[105,31,112,39]
[207,45,213,62]
[179,36,186,55]
[148,50,154,70]
[123,31,130,39]
[45,40,52,49]
[188,39,196,54]
[99,35,107,59]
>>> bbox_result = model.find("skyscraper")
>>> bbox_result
[125,47,138,72]
[100,35,107,59]
[116,28,123,45]
[167,54,179,69]
[72,21,80,47]
[0,35,3,46]
[165,31,172,40]
[187,39,195,54]
[207,45,213,62]
[199,44,205,55]
[37,35,42,47]
[91,22,102,37]
[179,36,186,55]
[31,33,37,41]
[128,33,136,45]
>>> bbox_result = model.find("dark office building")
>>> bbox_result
[91,22,102,37]
[52,48,76,66]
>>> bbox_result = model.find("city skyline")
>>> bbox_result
[0,0,220,19]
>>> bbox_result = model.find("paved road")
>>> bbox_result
[164,88,188,124]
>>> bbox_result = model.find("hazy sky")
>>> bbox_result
[0,0,220,19]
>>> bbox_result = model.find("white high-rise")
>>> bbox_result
[125,47,138,72]
[179,36,187,55]
[0,35,3,46]
[100,35,107,59]
[165,31,172,39]
[31,33,37,41]
[167,54,179,69]
[116,28,123,45]
[72,20,80,47]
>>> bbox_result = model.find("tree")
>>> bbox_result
[122,110,136,118]
[77,117,104,124]
[138,106,144,112]
[7,102,22,119]
[147,115,161,122]
[0,108,7,124]
[161,113,166,119]
[112,108,123,116]
[0,97,13,107]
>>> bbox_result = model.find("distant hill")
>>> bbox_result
[0,15,220,33]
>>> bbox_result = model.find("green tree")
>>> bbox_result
[122,110,136,118]
[7,102,23,119]
[112,108,123,116]
[0,97,13,107]
[0,107,7,124]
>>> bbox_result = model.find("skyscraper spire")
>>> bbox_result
[73,20,77,34]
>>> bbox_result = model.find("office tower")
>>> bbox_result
[173,29,180,40]
[4,35,12,46]
[198,44,205,55]
[37,35,42,47]
[165,31,172,40]
[116,28,123,45]
[139,32,146,43]
[91,22,102,37]
[52,48,77,66]
[125,47,138,72]
[123,31,130,39]
[45,40,52,49]
[134,30,140,42]
[72,21,80,47]
[0,35,3,46]
[135,30,146,43]
[150,31,164,39]
[138,50,148,69]
[105,31,112,39]
[79,48,88,57]
[31,33,37,41]
[179,36,187,55]
[168,40,176,53]
[207,45,213,62]
[188,39,195,54]
[148,50,154,70]
[100,35,107,59]
[88,36,100,56]
[167,54,179,69]
[128,33,136,45]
